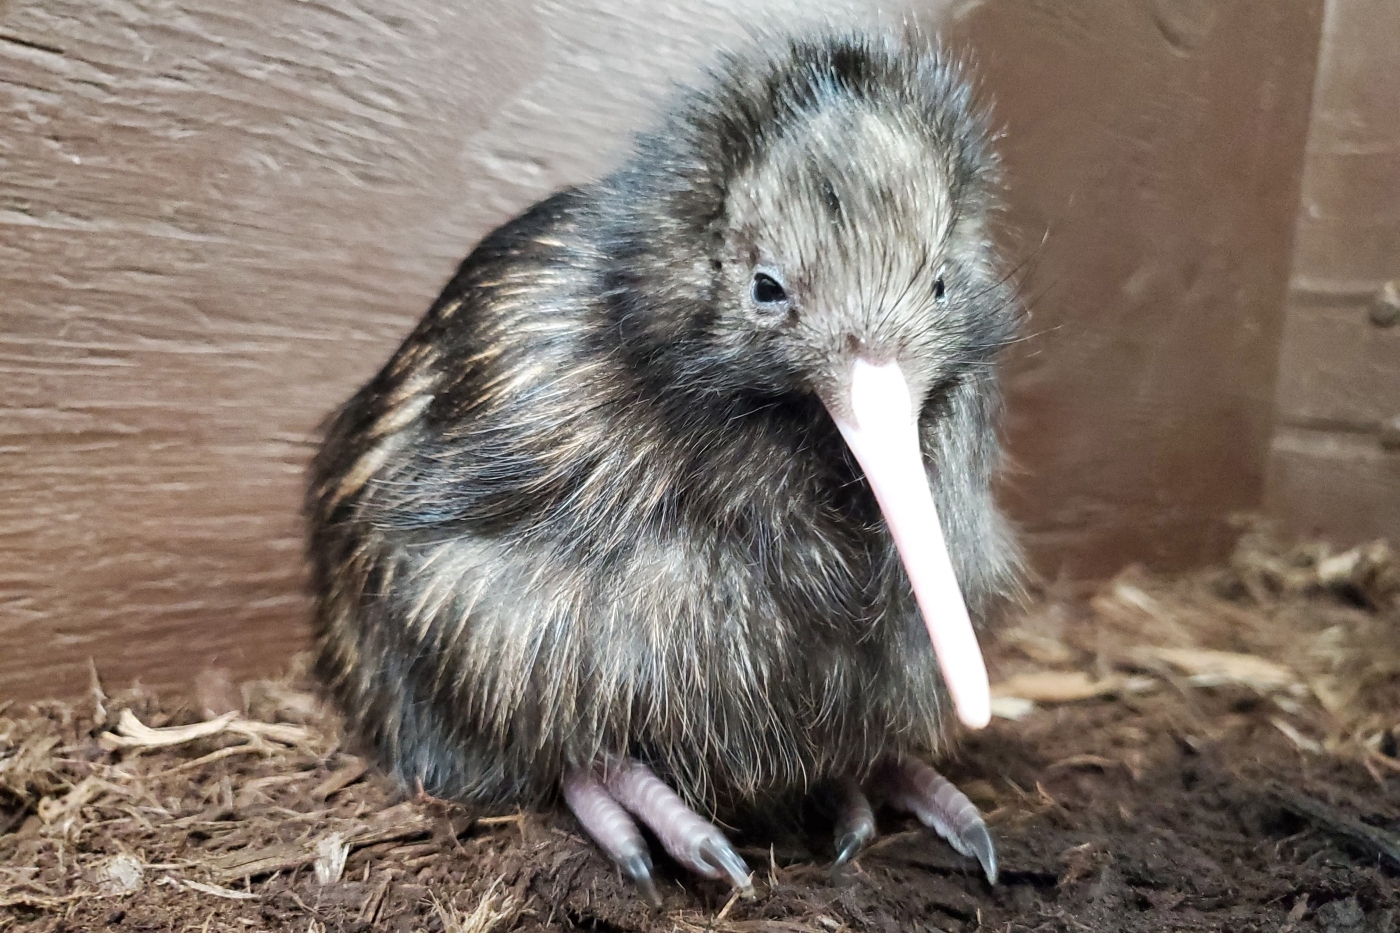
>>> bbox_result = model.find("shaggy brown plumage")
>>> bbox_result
[305,28,1020,875]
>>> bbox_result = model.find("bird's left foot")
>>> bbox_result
[563,757,754,904]
[831,758,998,884]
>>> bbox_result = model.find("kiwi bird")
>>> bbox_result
[305,31,1022,903]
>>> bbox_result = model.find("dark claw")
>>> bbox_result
[964,821,998,885]
[698,836,754,895]
[833,826,874,868]
[876,758,999,886]
[829,776,876,871]
[620,852,664,908]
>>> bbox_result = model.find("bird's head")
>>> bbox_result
[602,32,1019,728]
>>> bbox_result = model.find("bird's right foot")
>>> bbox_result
[825,758,997,884]
[562,758,754,905]
[873,756,998,884]
[831,775,876,868]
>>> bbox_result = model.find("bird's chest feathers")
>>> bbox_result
[575,411,916,685]
[619,500,924,788]
[667,474,904,657]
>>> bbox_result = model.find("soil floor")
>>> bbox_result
[3,525,1398,932]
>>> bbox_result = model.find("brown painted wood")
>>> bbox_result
[1266,0,1400,547]
[1,0,550,701]
[953,0,1323,576]
[1274,294,1400,430]
[1267,426,1400,545]
[1,0,1324,700]
[1287,0,1400,289]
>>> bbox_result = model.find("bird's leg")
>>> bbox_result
[561,765,663,906]
[874,756,998,884]
[602,758,755,896]
[831,776,877,867]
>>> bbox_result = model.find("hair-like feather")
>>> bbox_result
[305,30,1021,818]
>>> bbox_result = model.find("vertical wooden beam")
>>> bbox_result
[1265,0,1400,546]
[949,0,1325,576]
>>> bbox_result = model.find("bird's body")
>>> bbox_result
[307,31,1020,897]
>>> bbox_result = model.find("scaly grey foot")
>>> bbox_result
[604,758,754,895]
[562,757,753,903]
[562,765,662,906]
[874,756,997,884]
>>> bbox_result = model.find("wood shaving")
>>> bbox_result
[160,876,259,900]
[992,670,1153,704]
[99,709,310,751]
[1134,647,1298,692]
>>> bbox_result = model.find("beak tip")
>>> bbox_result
[957,703,992,731]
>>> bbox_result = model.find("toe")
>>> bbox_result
[606,758,754,895]
[963,820,998,885]
[833,826,873,867]
[876,757,1000,885]
[562,766,663,906]
[696,834,754,894]
[619,852,664,908]
[830,775,877,868]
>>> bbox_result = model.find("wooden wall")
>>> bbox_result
[1264,0,1400,546]
[0,1,1323,700]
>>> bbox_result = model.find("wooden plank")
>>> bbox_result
[0,0,548,701]
[1273,295,1400,429]
[0,0,1325,699]
[1265,426,1400,546]
[1289,0,1400,287]
[955,0,1324,576]
[1266,0,1400,546]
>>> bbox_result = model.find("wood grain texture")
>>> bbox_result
[952,0,1323,575]
[1265,0,1400,546]
[1267,427,1400,545]
[1287,0,1400,288]
[1273,294,1400,430]
[1,0,544,700]
[2,0,1323,700]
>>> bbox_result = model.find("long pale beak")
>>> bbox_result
[827,358,992,730]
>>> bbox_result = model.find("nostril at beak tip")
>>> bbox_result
[845,334,866,355]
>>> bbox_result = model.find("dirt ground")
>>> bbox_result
[3,523,1398,933]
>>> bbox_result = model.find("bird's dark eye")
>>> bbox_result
[752,273,787,305]
[933,275,947,303]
